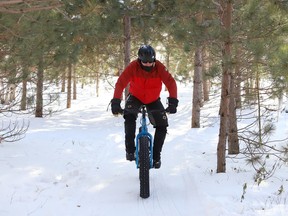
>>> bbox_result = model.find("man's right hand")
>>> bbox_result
[111,98,123,115]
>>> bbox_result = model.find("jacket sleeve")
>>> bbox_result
[159,64,177,99]
[113,64,133,99]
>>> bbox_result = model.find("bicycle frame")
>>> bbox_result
[135,105,153,169]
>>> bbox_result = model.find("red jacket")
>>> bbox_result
[113,60,177,104]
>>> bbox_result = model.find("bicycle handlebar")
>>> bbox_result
[113,105,169,116]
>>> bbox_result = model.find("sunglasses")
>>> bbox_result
[141,60,154,64]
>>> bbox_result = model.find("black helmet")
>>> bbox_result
[138,45,156,63]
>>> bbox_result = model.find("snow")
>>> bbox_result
[1,81,288,216]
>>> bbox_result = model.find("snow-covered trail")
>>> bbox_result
[2,82,288,216]
[0,87,208,216]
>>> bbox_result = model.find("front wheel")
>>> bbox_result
[139,136,150,198]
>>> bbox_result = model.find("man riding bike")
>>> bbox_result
[111,45,178,169]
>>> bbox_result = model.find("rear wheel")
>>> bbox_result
[139,136,150,198]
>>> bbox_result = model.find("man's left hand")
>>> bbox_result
[165,97,178,114]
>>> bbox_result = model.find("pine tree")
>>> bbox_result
[217,0,233,173]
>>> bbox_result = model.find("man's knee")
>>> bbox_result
[156,126,167,133]
[149,111,168,127]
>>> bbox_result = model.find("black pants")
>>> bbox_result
[123,95,168,161]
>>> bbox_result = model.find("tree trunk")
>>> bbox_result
[5,84,16,104]
[217,0,232,173]
[191,12,203,128]
[95,55,100,97]
[67,62,72,108]
[21,78,27,110]
[228,71,239,154]
[0,79,4,104]
[61,70,66,93]
[123,14,131,100]
[164,50,170,92]
[255,67,263,144]
[96,70,99,97]
[191,46,203,128]
[203,47,210,102]
[235,47,242,109]
[21,65,29,110]
[73,64,77,100]
[35,56,44,117]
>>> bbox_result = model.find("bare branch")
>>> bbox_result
[0,119,29,144]
[0,0,63,14]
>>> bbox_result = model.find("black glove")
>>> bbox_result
[165,97,178,114]
[111,98,123,115]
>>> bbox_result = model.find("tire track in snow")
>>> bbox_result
[134,164,207,216]
[152,170,184,216]
[146,130,209,216]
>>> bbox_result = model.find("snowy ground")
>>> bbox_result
[1,81,288,216]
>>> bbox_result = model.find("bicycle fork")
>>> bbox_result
[135,131,153,169]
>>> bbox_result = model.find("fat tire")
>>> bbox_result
[139,136,150,198]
